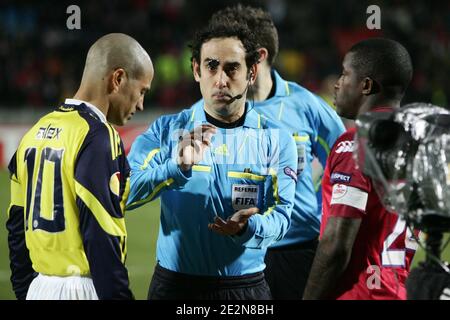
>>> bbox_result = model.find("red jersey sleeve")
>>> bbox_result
[326,128,371,219]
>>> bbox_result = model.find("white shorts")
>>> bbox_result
[26,273,99,300]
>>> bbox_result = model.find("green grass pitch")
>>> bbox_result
[0,169,448,299]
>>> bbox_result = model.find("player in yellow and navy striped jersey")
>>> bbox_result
[6,33,154,300]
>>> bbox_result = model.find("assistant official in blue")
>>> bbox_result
[208,5,345,299]
[127,23,297,300]
[254,70,345,245]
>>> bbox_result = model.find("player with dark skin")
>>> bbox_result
[303,38,414,300]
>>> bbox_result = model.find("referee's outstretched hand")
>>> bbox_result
[208,207,259,236]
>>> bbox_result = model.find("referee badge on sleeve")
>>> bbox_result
[284,166,298,182]
[297,144,306,175]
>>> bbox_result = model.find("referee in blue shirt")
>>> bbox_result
[208,5,345,299]
[127,22,297,299]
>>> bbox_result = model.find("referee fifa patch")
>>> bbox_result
[297,144,306,175]
[232,184,259,210]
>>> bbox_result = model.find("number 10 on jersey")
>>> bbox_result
[24,147,65,233]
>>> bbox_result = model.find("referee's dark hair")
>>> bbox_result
[190,21,260,73]
[349,38,413,100]
[208,4,279,66]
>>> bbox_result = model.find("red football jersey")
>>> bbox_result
[321,126,418,300]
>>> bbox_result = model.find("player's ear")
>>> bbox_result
[111,68,126,93]
[249,63,258,85]
[362,77,379,95]
[257,48,269,64]
[192,59,201,82]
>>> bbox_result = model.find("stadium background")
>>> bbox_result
[0,0,449,299]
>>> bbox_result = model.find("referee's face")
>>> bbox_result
[193,37,251,119]
[334,52,363,120]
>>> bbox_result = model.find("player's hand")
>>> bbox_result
[177,124,216,171]
[208,207,260,236]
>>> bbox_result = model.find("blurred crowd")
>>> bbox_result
[0,0,449,111]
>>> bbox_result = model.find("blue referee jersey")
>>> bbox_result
[193,71,344,246]
[127,102,297,276]
[254,70,345,246]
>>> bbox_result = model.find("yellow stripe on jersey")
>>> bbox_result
[294,135,309,142]
[114,129,122,157]
[228,171,265,181]
[317,136,331,155]
[75,180,126,237]
[192,165,212,172]
[106,124,121,160]
[140,148,160,170]
[106,123,116,160]
[127,178,174,209]
[264,168,279,216]
[112,125,117,158]
[120,177,131,213]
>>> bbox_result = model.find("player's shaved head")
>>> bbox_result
[74,33,154,126]
[82,33,152,81]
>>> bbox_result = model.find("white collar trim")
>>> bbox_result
[65,98,107,123]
